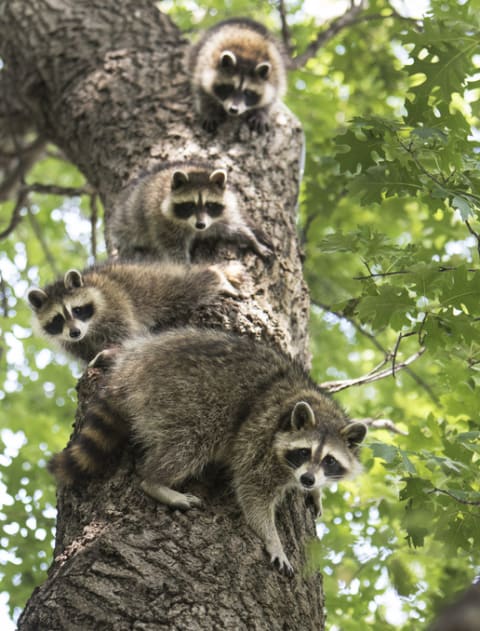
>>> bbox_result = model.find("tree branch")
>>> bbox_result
[26,205,60,276]
[90,193,99,261]
[320,347,426,393]
[0,188,29,239]
[0,136,46,202]
[353,417,408,435]
[466,220,480,258]
[428,487,480,507]
[312,301,439,402]
[277,0,294,56]
[289,0,366,69]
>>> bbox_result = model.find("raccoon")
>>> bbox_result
[27,261,244,362]
[49,328,367,576]
[187,18,287,133]
[109,161,271,263]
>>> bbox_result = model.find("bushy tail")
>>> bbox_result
[48,398,128,486]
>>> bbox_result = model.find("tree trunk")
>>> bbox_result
[1,1,323,628]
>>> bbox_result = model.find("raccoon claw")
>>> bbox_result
[217,261,248,296]
[141,481,202,511]
[271,554,294,578]
[256,242,273,260]
[247,111,269,134]
[202,118,219,133]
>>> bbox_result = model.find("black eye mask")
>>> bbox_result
[285,448,311,468]
[322,454,346,478]
[45,314,65,335]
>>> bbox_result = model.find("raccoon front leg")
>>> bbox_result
[230,222,272,259]
[197,92,227,133]
[247,502,293,577]
[309,487,323,518]
[140,480,202,511]
[209,261,247,297]
[236,489,294,577]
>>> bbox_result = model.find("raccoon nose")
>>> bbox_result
[229,105,239,115]
[195,221,207,230]
[300,472,315,488]
[69,328,81,339]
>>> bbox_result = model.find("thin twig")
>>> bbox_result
[289,2,421,69]
[465,220,480,258]
[320,347,426,393]
[290,0,365,69]
[353,265,479,280]
[277,0,294,56]
[353,417,408,435]
[26,205,60,276]
[0,136,46,202]
[27,183,92,197]
[0,271,8,317]
[313,301,439,403]
[428,487,480,507]
[0,188,29,239]
[90,193,98,261]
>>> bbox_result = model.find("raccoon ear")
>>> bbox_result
[64,269,84,290]
[171,170,189,190]
[255,62,271,79]
[27,288,48,310]
[209,169,227,189]
[220,50,236,69]
[291,401,316,431]
[341,422,367,449]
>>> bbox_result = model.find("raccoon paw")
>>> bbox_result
[255,241,273,260]
[174,493,203,511]
[306,488,323,518]
[247,110,270,134]
[88,347,120,370]
[271,553,294,578]
[212,261,248,296]
[141,481,203,511]
[202,117,220,133]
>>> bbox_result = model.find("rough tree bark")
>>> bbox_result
[1,1,324,628]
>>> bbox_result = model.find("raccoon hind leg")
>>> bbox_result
[140,480,202,510]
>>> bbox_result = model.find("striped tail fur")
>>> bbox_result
[48,398,128,486]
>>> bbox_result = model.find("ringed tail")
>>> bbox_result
[48,398,128,486]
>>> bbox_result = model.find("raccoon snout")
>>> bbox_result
[69,327,81,339]
[228,105,239,115]
[195,221,207,230]
[300,472,315,488]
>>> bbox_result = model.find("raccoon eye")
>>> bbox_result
[45,314,65,335]
[205,202,224,217]
[244,90,260,107]
[173,202,196,219]
[322,454,346,478]
[285,448,311,468]
[214,84,235,100]
[72,303,94,321]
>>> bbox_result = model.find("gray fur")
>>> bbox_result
[187,18,287,133]
[101,328,366,575]
[108,162,270,262]
[27,261,244,362]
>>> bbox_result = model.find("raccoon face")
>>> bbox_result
[28,270,98,344]
[166,168,228,232]
[277,401,367,491]
[209,50,274,116]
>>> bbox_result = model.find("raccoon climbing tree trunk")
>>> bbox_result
[0,1,323,628]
